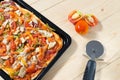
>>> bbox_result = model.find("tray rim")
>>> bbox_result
[0,0,72,80]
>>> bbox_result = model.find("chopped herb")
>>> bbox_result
[16,44,24,52]
[5,24,10,30]
[24,12,31,19]
[33,39,40,48]
[17,20,20,25]
[0,15,4,21]
[14,33,20,39]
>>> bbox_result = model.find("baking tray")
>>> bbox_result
[0,0,71,80]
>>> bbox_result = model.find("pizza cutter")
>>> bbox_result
[83,40,104,80]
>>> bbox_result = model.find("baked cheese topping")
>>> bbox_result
[0,0,63,80]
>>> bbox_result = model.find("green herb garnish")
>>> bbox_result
[33,39,40,48]
[14,71,19,76]
[16,44,24,52]
[0,15,4,21]
[14,33,20,39]
[24,12,31,19]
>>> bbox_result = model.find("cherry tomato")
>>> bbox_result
[75,20,89,35]
[68,10,83,24]
[84,14,98,27]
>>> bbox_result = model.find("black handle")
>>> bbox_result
[83,60,96,80]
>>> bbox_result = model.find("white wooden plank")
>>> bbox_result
[95,58,120,80]
[28,0,64,12]
[24,0,38,5]
[24,0,120,80]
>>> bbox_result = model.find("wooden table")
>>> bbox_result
[24,0,120,80]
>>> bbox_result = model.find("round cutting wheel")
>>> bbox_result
[83,40,104,80]
[86,40,104,59]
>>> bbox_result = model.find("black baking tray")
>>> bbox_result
[0,0,71,80]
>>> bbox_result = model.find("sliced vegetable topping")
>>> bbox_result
[84,14,98,27]
[68,10,83,24]
[24,12,31,19]
[10,40,16,51]
[0,0,63,80]
[0,13,4,25]
[68,10,99,35]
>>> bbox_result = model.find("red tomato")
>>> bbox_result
[4,60,11,67]
[68,10,83,24]
[0,43,6,55]
[10,40,16,51]
[11,21,17,31]
[9,12,15,18]
[24,21,31,27]
[75,20,89,35]
[26,63,36,73]
[9,56,14,64]
[84,14,98,27]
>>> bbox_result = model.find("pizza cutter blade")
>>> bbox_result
[83,40,104,80]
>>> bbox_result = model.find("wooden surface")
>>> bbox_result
[24,0,120,80]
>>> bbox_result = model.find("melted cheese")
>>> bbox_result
[46,40,56,49]
[88,16,94,23]
[1,56,9,60]
[15,10,22,16]
[38,30,53,37]
[3,67,15,77]
[4,7,12,12]
[2,38,8,44]
[31,55,37,64]
[13,27,20,35]
[35,47,40,53]
[20,37,26,43]
[20,25,25,32]
[2,20,9,27]
[32,18,38,24]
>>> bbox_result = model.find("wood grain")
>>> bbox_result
[25,0,120,80]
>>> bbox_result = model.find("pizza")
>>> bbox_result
[0,0,63,80]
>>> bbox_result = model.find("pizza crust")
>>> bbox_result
[0,0,63,80]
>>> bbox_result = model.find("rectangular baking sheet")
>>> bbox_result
[0,0,71,80]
